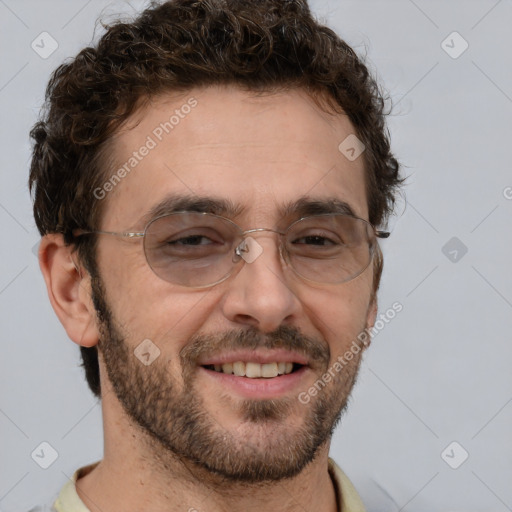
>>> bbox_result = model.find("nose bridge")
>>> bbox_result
[223,228,300,331]
[234,228,285,266]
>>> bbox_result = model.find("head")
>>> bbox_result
[30,0,402,483]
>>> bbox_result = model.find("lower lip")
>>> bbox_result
[199,366,309,399]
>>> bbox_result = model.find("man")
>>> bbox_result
[29,0,402,510]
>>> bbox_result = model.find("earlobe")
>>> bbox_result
[38,234,99,348]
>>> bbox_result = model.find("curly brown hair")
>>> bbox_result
[29,0,403,398]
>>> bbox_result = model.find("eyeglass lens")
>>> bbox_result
[143,212,375,287]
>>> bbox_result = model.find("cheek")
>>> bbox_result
[97,244,217,351]
[305,277,373,358]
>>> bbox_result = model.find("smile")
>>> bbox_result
[202,361,303,378]
[198,349,311,397]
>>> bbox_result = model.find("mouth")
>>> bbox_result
[197,350,311,399]
[202,361,305,378]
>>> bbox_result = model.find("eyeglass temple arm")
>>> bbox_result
[72,228,145,238]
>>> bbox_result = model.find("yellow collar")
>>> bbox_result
[53,458,365,512]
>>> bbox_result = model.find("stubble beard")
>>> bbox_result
[91,275,364,484]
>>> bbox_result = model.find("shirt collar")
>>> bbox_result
[53,458,365,512]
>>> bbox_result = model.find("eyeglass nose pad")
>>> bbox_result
[232,239,247,263]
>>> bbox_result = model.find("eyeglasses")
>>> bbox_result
[73,211,389,288]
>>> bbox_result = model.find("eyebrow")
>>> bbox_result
[280,197,358,219]
[138,195,245,227]
[137,194,360,227]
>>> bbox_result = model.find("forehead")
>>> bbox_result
[99,85,368,229]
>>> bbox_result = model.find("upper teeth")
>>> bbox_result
[212,362,294,378]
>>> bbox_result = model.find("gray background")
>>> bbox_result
[1,0,511,510]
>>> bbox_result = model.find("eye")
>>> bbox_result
[157,226,226,246]
[292,234,339,246]
[168,234,216,246]
[153,228,228,257]
[291,228,343,246]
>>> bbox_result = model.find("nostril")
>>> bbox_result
[233,313,259,327]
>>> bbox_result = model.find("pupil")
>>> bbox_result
[180,235,203,245]
[305,236,326,245]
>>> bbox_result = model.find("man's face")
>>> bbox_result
[91,86,377,482]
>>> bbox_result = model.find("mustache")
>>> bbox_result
[180,325,330,369]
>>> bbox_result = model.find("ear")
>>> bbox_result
[38,234,100,348]
[362,295,378,350]
[366,295,378,329]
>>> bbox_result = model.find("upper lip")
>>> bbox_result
[198,349,309,366]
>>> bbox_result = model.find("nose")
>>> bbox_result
[220,234,302,332]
